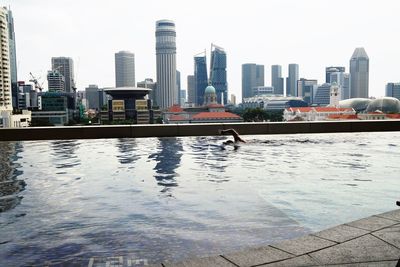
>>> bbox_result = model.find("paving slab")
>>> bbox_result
[345,215,398,232]
[257,255,319,267]
[163,256,236,267]
[222,246,293,267]
[271,235,336,256]
[373,224,400,249]
[376,209,400,222]
[309,234,400,265]
[312,224,369,243]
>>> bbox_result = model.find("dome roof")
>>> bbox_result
[339,98,372,112]
[365,97,400,113]
[204,85,216,94]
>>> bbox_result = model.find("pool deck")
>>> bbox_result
[142,209,400,267]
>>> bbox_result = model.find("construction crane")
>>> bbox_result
[29,72,44,92]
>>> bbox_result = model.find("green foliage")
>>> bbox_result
[237,108,283,122]
[101,119,136,125]
[30,119,54,127]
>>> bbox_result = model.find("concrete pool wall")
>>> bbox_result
[1,120,400,141]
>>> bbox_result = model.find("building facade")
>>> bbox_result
[0,8,12,112]
[386,83,400,101]
[115,51,135,87]
[286,64,299,97]
[194,55,208,106]
[5,8,17,109]
[137,78,156,104]
[187,75,195,104]
[313,83,332,106]
[242,63,264,100]
[297,78,317,105]
[350,47,369,98]
[47,70,65,92]
[155,19,177,109]
[325,66,345,83]
[330,72,351,100]
[51,57,75,93]
[271,65,284,95]
[85,84,100,110]
[210,44,228,105]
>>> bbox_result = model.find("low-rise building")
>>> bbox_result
[284,107,356,121]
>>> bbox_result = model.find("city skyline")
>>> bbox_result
[2,0,400,100]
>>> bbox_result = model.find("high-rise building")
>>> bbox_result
[115,51,135,87]
[297,78,317,105]
[187,75,195,104]
[325,66,345,83]
[386,83,400,100]
[51,57,75,93]
[176,70,181,105]
[286,64,299,97]
[350,47,369,98]
[210,44,228,105]
[5,8,17,109]
[330,72,351,100]
[85,84,100,110]
[271,65,284,95]
[0,8,12,112]
[155,19,177,109]
[47,70,65,92]
[242,63,264,100]
[314,83,332,106]
[137,78,157,104]
[194,55,208,106]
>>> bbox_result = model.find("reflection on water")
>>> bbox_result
[0,142,25,212]
[0,132,399,266]
[150,138,182,192]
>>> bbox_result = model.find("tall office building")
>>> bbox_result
[47,70,65,92]
[176,70,181,105]
[137,78,157,103]
[297,78,317,105]
[85,84,100,110]
[51,57,75,93]
[286,64,299,96]
[242,64,265,100]
[194,55,208,106]
[0,8,12,112]
[325,66,345,83]
[4,8,17,109]
[155,19,177,109]
[115,51,135,87]
[210,44,228,105]
[187,75,195,104]
[271,65,284,95]
[314,83,332,106]
[330,72,351,100]
[350,47,369,98]
[386,83,400,100]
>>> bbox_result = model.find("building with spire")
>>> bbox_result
[350,48,369,98]
[155,19,177,109]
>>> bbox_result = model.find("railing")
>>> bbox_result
[1,120,400,141]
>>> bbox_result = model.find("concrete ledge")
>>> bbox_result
[1,120,400,141]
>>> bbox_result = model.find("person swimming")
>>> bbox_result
[219,128,246,145]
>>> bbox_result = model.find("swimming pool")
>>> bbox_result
[0,132,399,265]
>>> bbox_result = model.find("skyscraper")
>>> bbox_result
[286,64,299,96]
[47,70,65,92]
[5,8,17,109]
[325,66,345,83]
[242,64,264,100]
[386,83,400,100]
[187,75,195,104]
[194,55,208,106]
[210,44,228,105]
[350,48,369,98]
[51,57,75,93]
[297,78,317,105]
[155,19,177,109]
[330,72,351,100]
[85,84,100,110]
[176,70,181,105]
[115,51,135,87]
[0,8,12,112]
[271,65,284,95]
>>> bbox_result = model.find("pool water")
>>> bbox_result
[0,132,399,266]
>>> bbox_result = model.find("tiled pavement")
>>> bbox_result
[147,209,400,267]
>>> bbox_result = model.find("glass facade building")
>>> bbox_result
[194,56,208,106]
[386,83,400,101]
[210,45,228,105]
[350,48,369,98]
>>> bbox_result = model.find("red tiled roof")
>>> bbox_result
[167,104,183,113]
[386,114,400,119]
[192,112,241,120]
[169,114,186,121]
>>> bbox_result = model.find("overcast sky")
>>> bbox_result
[3,0,400,99]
